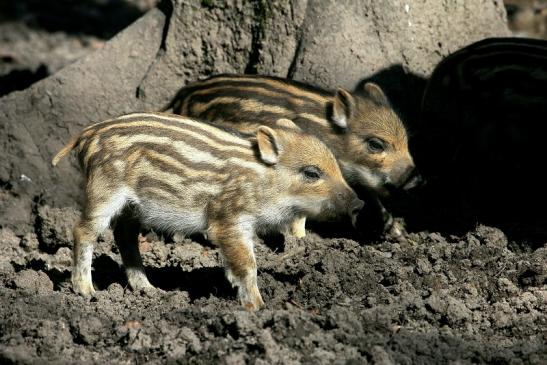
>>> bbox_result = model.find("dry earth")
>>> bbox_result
[0,203,545,364]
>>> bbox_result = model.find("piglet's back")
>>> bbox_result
[69,113,262,176]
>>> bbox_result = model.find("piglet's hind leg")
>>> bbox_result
[113,214,154,291]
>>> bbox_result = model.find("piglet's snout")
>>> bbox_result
[349,198,364,227]
[337,189,364,227]
[401,167,423,191]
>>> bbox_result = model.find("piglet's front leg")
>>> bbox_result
[208,218,264,311]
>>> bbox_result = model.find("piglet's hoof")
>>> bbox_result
[240,291,265,312]
[72,277,96,297]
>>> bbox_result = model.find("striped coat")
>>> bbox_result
[165,74,418,196]
[52,112,362,311]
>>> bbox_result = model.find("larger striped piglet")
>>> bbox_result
[52,113,363,310]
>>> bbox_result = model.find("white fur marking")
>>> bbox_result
[95,187,137,233]
[341,161,383,189]
[332,114,348,129]
[140,200,207,236]
[110,134,265,175]
[116,113,250,147]
[237,215,257,253]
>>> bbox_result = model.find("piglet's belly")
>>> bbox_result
[139,200,208,234]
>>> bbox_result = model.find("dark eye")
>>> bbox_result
[366,137,385,153]
[301,165,323,181]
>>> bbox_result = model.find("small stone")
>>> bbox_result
[51,247,73,270]
[74,316,106,346]
[224,351,246,365]
[127,330,152,351]
[168,291,191,306]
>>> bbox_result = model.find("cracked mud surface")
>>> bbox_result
[0,203,545,364]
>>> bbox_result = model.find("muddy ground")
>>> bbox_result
[0,1,546,364]
[0,202,545,364]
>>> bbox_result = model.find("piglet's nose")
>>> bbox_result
[402,168,424,191]
[349,198,365,227]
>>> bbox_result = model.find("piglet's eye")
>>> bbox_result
[301,165,323,181]
[366,137,385,153]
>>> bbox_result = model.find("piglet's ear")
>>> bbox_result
[363,82,390,106]
[331,88,354,129]
[275,118,301,131]
[256,126,280,165]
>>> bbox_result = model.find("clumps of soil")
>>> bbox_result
[0,203,545,363]
[35,205,80,253]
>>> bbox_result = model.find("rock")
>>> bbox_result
[107,282,125,298]
[225,352,246,365]
[288,1,509,90]
[0,345,37,364]
[128,331,153,352]
[426,294,472,324]
[416,258,432,275]
[33,320,74,359]
[308,348,336,365]
[491,301,513,328]
[0,228,26,270]
[426,294,444,314]
[0,189,33,235]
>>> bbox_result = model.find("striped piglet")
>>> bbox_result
[52,113,363,310]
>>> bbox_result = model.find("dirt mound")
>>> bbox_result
[0,205,545,363]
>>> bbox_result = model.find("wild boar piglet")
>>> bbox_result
[165,74,421,237]
[52,113,363,310]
